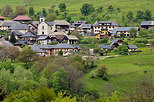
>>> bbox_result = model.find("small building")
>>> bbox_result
[8,31,23,40]
[110,39,123,47]
[72,21,87,27]
[62,35,79,44]
[112,27,139,37]
[100,44,111,51]
[37,35,52,44]
[9,24,29,34]
[0,16,5,21]
[128,45,138,52]
[19,31,37,43]
[95,29,110,39]
[77,23,92,35]
[141,21,154,29]
[0,21,21,31]
[13,15,32,23]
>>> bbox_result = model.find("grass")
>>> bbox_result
[0,0,154,24]
[82,55,154,96]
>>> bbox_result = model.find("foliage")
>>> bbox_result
[15,6,28,15]
[9,34,17,44]
[59,3,66,12]
[114,45,128,55]
[0,62,15,73]
[46,14,56,21]
[126,11,134,22]
[29,7,35,16]
[80,3,94,16]
[42,8,47,17]
[129,28,138,38]
[58,50,63,56]
[108,5,114,13]
[2,5,13,16]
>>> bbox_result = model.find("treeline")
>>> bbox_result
[0,3,153,24]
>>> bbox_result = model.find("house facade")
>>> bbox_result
[93,21,119,34]
[141,21,154,29]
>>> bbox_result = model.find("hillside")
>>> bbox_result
[0,0,154,14]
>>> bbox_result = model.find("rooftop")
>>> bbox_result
[13,15,32,21]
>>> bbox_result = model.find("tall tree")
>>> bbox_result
[136,10,144,20]
[108,5,114,13]
[29,7,35,16]
[9,34,17,44]
[46,14,56,21]
[126,11,134,22]
[129,28,138,38]
[2,5,13,16]
[42,8,47,17]
[59,3,66,12]
[80,3,94,16]
[15,6,28,15]
[143,10,152,20]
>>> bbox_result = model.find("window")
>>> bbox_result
[42,32,44,35]
[42,26,44,29]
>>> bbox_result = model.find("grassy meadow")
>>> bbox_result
[82,54,154,96]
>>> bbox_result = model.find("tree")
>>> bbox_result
[96,6,103,13]
[114,45,128,55]
[80,3,94,16]
[42,8,47,17]
[66,16,72,22]
[136,10,144,20]
[18,47,36,67]
[95,64,108,81]
[46,14,56,21]
[143,10,152,20]
[129,28,138,38]
[59,3,66,12]
[15,6,28,15]
[29,7,35,16]
[58,50,63,56]
[9,34,17,44]
[2,5,13,16]
[108,5,114,13]
[51,68,69,92]
[126,11,134,22]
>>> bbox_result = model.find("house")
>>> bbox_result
[13,15,32,23]
[31,43,80,56]
[128,45,138,52]
[8,31,23,40]
[15,40,33,46]
[54,35,66,43]
[72,21,87,27]
[100,44,111,51]
[62,35,79,44]
[112,27,139,37]
[77,24,92,35]
[141,21,154,29]
[0,16,5,21]
[9,24,29,34]
[110,39,123,47]
[95,29,110,39]
[19,31,37,43]
[28,23,38,34]
[93,21,119,34]
[31,44,48,56]
[37,35,52,44]
[0,21,21,31]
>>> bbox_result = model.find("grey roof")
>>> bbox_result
[37,35,50,40]
[112,27,139,34]
[9,24,29,30]
[31,46,47,53]
[93,21,118,27]
[0,21,21,27]
[78,24,92,28]
[54,43,74,49]
[46,22,54,26]
[128,45,138,49]
[73,21,87,25]
[100,44,111,49]
[53,20,70,25]
[20,32,37,38]
[15,40,33,45]
[141,21,154,26]
[72,45,82,50]
[8,31,23,36]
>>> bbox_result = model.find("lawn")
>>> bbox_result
[82,55,154,96]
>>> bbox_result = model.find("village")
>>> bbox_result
[0,14,153,57]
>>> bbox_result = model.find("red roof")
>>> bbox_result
[0,16,5,19]
[13,15,32,21]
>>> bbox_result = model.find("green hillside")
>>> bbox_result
[0,0,154,13]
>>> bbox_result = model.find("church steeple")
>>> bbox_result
[40,8,45,22]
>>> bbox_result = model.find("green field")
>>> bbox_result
[82,55,154,96]
[0,0,154,24]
